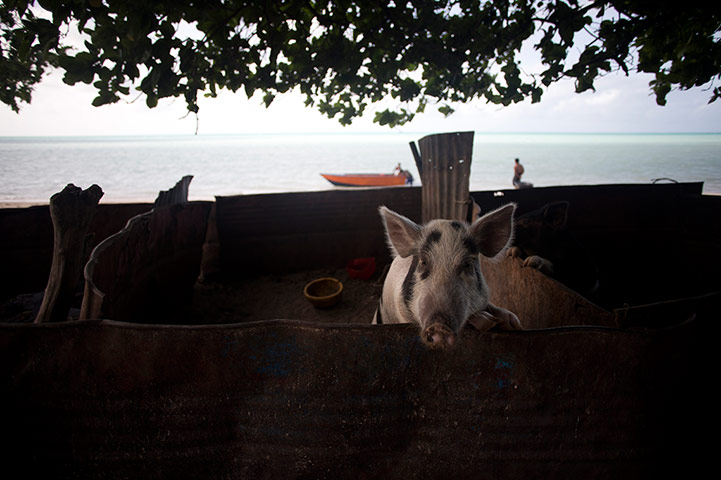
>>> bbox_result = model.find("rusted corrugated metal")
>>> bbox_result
[0,203,153,298]
[0,316,705,479]
[0,182,716,478]
[482,257,617,329]
[473,182,721,311]
[3,182,709,302]
[417,131,475,222]
[214,187,421,275]
[81,202,211,323]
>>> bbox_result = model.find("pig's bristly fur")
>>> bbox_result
[374,204,519,348]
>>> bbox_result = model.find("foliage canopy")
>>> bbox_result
[2,0,720,126]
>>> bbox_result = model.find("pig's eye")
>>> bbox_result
[460,259,476,275]
[418,256,431,277]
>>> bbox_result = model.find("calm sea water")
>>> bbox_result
[1,132,720,204]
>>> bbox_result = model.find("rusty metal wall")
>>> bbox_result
[214,187,421,275]
[4,183,718,320]
[83,202,212,323]
[0,318,706,479]
[4,183,718,313]
[1,183,716,478]
[473,182,721,310]
[0,203,154,299]
[470,182,704,221]
[482,258,617,329]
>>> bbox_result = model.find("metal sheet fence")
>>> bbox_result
[0,318,704,479]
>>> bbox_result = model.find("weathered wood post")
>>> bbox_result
[35,183,104,323]
[413,131,475,223]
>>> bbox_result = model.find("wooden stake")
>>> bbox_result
[35,184,104,323]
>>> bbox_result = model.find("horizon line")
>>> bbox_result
[2,131,721,139]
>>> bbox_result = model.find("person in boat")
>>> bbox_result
[513,158,533,189]
[403,169,414,185]
[392,163,413,185]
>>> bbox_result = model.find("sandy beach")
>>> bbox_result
[0,199,156,209]
[0,201,47,209]
[2,189,720,210]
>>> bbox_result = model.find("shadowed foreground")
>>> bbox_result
[0,182,716,478]
[0,316,703,479]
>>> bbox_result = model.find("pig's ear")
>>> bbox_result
[469,203,516,259]
[379,206,422,258]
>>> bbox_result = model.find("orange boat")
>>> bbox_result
[320,173,408,187]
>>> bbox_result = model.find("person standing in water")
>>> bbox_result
[513,158,532,189]
[512,158,524,188]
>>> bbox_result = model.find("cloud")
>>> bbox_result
[585,89,620,106]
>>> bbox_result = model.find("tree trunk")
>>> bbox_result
[35,184,104,323]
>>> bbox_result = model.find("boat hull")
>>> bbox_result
[321,173,406,187]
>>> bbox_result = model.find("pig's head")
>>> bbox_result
[513,201,568,257]
[380,203,516,349]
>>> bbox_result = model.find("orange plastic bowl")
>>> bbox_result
[303,277,343,308]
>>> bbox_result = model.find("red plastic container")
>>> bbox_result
[346,257,376,280]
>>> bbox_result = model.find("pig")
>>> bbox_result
[508,201,599,297]
[373,204,521,349]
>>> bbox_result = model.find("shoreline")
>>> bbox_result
[0,201,48,209]
[0,200,151,209]
[2,186,719,209]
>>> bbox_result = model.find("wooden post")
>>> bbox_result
[408,141,423,177]
[417,131,474,222]
[35,183,104,323]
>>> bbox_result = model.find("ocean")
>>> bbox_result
[1,132,720,204]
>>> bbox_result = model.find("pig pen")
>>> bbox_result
[1,183,718,479]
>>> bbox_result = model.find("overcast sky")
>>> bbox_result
[2,65,720,136]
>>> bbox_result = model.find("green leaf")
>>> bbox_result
[2,1,719,125]
[438,104,454,117]
[146,94,158,108]
[263,92,275,107]
[91,91,118,107]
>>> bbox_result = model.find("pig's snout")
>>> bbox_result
[421,322,457,349]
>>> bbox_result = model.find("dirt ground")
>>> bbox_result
[189,266,387,325]
[0,291,45,323]
[1,266,387,325]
